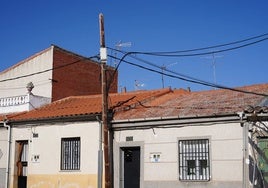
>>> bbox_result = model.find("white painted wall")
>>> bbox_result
[9,121,100,177]
[114,122,243,186]
[0,47,54,99]
[0,127,8,188]
[0,94,50,115]
[0,127,8,167]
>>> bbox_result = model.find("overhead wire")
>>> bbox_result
[108,54,268,97]
[106,33,268,95]
[107,34,268,57]
[106,33,268,90]
[0,80,51,90]
[0,55,99,83]
[137,37,268,57]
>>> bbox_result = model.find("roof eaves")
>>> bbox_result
[9,112,101,125]
[112,113,241,131]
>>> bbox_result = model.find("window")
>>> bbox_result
[61,137,80,170]
[179,139,210,181]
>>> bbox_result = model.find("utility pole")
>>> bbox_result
[99,13,110,188]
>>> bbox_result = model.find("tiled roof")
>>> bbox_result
[4,83,268,122]
[6,88,172,122]
[114,83,268,120]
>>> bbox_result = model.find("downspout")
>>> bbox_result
[96,116,103,188]
[238,112,249,188]
[3,120,11,188]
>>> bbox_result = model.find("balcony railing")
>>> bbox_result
[0,95,29,107]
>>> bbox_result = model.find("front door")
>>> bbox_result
[120,147,140,188]
[16,141,28,188]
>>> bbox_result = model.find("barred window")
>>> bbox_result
[179,139,210,181]
[61,137,80,170]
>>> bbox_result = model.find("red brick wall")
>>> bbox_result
[52,47,118,101]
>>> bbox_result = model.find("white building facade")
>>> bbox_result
[112,115,244,188]
[2,119,101,188]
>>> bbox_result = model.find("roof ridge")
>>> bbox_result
[185,83,268,95]
[110,87,172,96]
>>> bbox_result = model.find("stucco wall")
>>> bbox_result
[8,121,100,188]
[0,128,8,168]
[0,47,53,99]
[113,122,243,188]
[0,127,8,188]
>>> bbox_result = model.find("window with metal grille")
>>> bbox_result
[61,137,80,170]
[178,139,210,181]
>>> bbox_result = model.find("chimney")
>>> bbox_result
[121,87,127,93]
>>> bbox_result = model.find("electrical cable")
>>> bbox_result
[125,53,215,88]
[106,33,268,93]
[108,54,268,97]
[107,33,268,54]
[108,36,268,57]
[0,55,99,83]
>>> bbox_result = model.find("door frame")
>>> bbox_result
[15,140,28,188]
[114,141,144,188]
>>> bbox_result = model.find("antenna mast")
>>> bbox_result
[114,41,132,67]
[161,62,177,88]
[202,53,223,87]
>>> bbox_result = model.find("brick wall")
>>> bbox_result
[52,47,118,101]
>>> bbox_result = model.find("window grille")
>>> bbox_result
[179,139,210,181]
[61,137,80,170]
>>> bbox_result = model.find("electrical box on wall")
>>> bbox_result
[31,154,40,163]
[150,152,161,162]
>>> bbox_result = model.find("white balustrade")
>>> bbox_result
[0,95,29,107]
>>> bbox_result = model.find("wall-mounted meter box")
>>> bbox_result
[150,152,161,163]
[32,154,40,163]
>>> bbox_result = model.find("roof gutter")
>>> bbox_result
[112,113,245,131]
[1,120,11,188]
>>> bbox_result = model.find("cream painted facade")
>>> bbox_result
[7,121,100,188]
[0,47,53,99]
[113,117,244,188]
[0,128,8,188]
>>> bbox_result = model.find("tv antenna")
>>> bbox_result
[202,53,223,87]
[114,41,132,67]
[161,62,177,88]
[134,80,145,91]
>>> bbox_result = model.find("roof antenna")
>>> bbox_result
[161,62,177,88]
[114,41,132,67]
[134,80,145,91]
[202,53,223,89]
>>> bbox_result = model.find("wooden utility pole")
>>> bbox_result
[99,13,110,188]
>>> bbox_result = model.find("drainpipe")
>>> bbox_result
[96,116,103,188]
[238,112,249,188]
[3,120,11,188]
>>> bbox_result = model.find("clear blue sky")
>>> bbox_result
[1,0,268,92]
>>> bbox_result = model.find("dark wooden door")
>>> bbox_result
[122,147,140,188]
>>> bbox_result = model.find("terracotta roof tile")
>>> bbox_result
[4,83,268,122]
[6,88,172,122]
[114,83,268,119]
